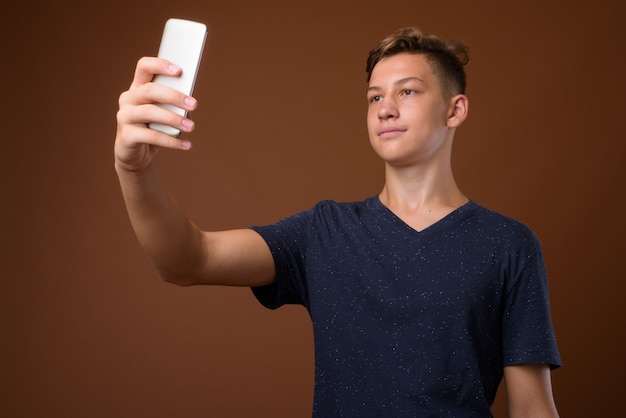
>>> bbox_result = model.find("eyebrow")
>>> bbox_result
[367,76,426,92]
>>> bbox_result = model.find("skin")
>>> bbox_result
[115,57,275,287]
[367,53,559,417]
[114,53,558,417]
[366,53,469,232]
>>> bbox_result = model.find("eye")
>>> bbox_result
[368,95,382,104]
[401,89,416,96]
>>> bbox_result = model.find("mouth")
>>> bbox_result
[377,126,406,139]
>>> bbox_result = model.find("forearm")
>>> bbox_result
[113,58,276,287]
[504,364,559,418]
[116,162,206,285]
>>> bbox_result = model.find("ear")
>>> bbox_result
[447,94,469,128]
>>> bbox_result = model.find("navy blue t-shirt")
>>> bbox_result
[251,197,561,417]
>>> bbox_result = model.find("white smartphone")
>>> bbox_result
[149,18,207,136]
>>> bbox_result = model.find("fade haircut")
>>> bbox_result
[366,27,469,99]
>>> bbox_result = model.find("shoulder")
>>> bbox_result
[304,196,379,222]
[467,202,541,248]
[252,196,377,237]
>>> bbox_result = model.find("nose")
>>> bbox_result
[378,97,399,120]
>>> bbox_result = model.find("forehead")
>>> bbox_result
[368,53,436,86]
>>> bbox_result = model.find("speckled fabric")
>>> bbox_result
[251,196,561,417]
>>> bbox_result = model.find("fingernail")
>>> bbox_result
[184,97,197,108]
[168,64,181,73]
[181,140,192,150]
[182,118,195,129]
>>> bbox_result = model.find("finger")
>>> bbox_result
[129,56,182,90]
[118,123,193,152]
[117,103,196,135]
[119,82,198,111]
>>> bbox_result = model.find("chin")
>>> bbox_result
[370,141,408,163]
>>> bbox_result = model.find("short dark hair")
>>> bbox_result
[366,27,469,99]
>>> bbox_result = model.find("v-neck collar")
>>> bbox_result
[370,195,477,235]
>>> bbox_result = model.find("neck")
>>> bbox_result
[378,161,468,231]
[380,159,466,208]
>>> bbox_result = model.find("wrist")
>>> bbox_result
[114,157,154,174]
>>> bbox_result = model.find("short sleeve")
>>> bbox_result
[501,246,562,369]
[249,211,312,310]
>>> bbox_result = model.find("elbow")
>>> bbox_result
[158,267,202,287]
[153,250,209,287]
[161,275,194,286]
[160,274,190,287]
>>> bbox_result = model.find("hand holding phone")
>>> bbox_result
[149,18,207,137]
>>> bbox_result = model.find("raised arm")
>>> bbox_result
[115,57,275,287]
[503,364,559,418]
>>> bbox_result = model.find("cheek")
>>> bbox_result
[366,116,378,148]
[366,107,378,128]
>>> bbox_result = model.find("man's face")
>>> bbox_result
[367,53,454,168]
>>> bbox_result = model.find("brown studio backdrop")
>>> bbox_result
[2,0,624,416]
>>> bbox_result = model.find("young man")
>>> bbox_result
[115,27,561,417]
